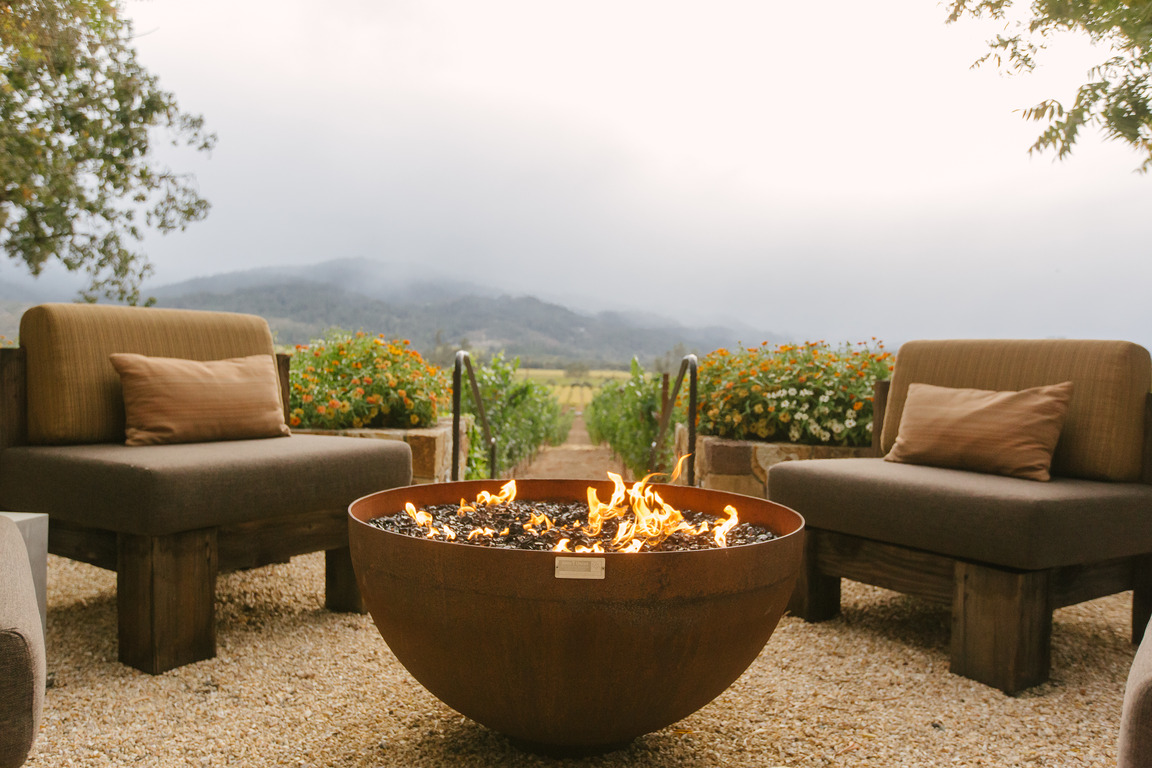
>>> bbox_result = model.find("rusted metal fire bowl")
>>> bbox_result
[348,478,803,754]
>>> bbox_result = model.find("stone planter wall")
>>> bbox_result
[298,416,471,485]
[674,423,874,498]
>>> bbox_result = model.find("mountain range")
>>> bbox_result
[0,258,783,368]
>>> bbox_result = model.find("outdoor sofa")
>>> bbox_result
[0,303,412,674]
[769,338,1152,693]
[0,515,43,768]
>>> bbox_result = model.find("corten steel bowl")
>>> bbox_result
[348,478,804,753]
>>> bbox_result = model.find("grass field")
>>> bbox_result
[516,368,630,411]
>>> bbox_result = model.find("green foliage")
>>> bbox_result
[585,358,680,478]
[946,0,1152,171]
[288,330,448,430]
[460,352,572,479]
[0,0,215,303]
[696,341,893,446]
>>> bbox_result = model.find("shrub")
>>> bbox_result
[288,330,449,430]
[586,358,681,478]
[696,340,893,446]
[461,353,572,479]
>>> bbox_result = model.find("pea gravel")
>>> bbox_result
[22,549,1133,768]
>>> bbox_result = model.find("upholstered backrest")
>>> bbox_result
[20,303,276,445]
[880,339,1151,482]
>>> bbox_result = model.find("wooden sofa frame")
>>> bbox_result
[769,339,1152,694]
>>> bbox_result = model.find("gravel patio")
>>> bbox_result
[24,547,1130,767]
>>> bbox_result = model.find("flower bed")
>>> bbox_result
[288,331,448,431]
[674,340,893,497]
[287,330,459,483]
[696,340,893,446]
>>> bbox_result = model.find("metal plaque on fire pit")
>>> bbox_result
[554,556,605,579]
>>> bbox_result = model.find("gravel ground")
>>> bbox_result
[25,549,1132,767]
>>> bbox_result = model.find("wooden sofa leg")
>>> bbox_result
[325,546,366,613]
[950,562,1052,694]
[117,529,218,674]
[788,529,841,622]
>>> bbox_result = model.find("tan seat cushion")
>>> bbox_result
[880,339,1152,482]
[885,381,1073,481]
[110,353,290,446]
[20,303,277,445]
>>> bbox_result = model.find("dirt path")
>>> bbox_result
[512,414,632,481]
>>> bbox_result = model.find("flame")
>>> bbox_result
[476,479,517,507]
[712,506,739,548]
[403,468,742,552]
[584,468,730,551]
[525,510,554,532]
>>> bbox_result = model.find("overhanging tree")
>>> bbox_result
[947,0,1152,171]
[0,0,214,303]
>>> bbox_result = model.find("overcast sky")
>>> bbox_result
[96,0,1152,350]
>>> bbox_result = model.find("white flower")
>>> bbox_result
[819,394,831,403]
[866,422,873,432]
[788,388,797,396]
[832,422,844,434]
[845,418,856,428]
[789,426,802,442]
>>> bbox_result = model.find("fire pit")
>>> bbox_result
[348,478,803,754]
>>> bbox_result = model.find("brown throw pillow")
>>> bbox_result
[110,353,290,446]
[884,381,1074,481]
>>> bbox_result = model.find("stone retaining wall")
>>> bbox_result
[674,423,873,497]
[298,416,470,485]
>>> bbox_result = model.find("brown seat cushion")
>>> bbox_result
[110,353,290,446]
[0,435,412,537]
[884,381,1074,481]
[768,458,1152,571]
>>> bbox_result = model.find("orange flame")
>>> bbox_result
[580,467,726,552]
[404,461,741,551]
[476,479,517,507]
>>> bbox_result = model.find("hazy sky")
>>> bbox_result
[93,0,1152,349]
